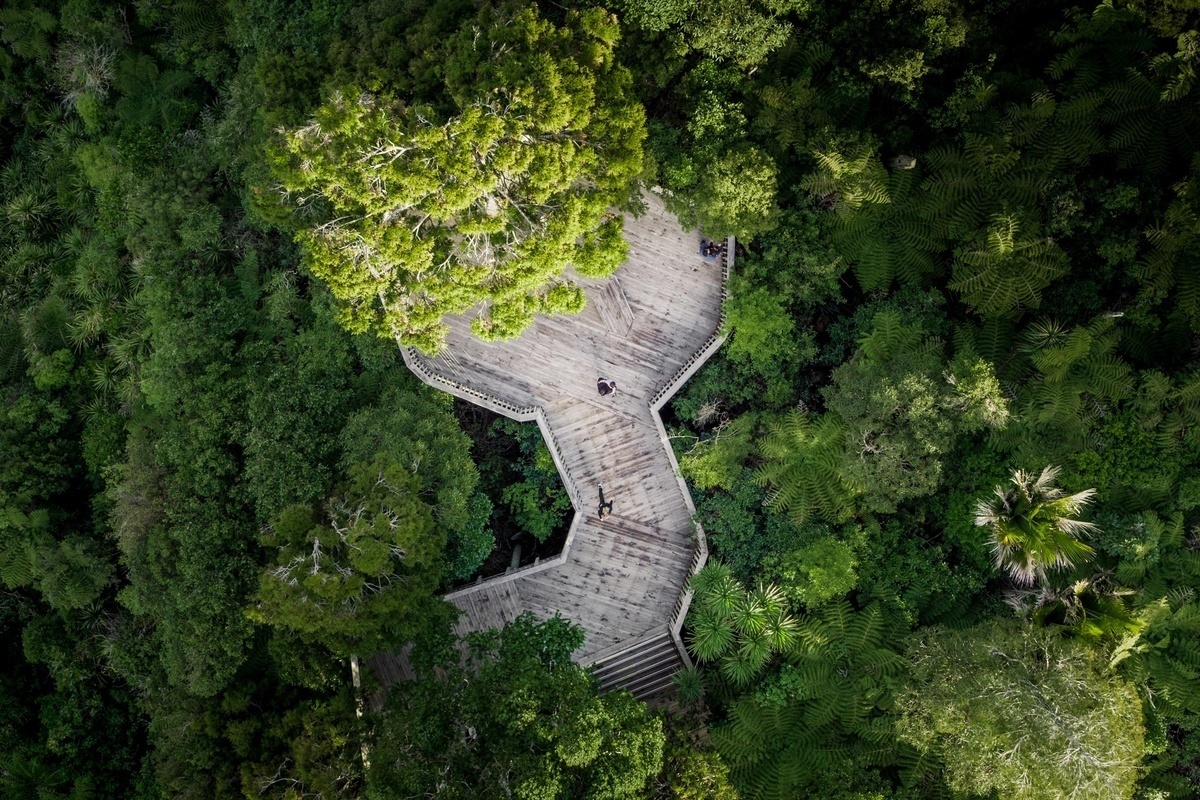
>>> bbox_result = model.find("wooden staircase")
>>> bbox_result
[586,628,685,700]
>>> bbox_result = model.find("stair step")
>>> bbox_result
[592,641,678,682]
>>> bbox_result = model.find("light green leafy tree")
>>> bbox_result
[680,144,779,240]
[652,739,741,800]
[762,536,858,609]
[250,454,451,656]
[822,312,1009,513]
[266,2,645,352]
[973,465,1097,586]
[654,77,779,240]
[338,387,494,579]
[678,413,757,491]
[897,621,1145,800]
[615,0,806,69]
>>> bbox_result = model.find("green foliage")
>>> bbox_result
[368,613,664,799]
[1106,511,1200,716]
[713,601,907,799]
[973,465,1098,586]
[616,0,803,69]
[898,621,1145,800]
[4,1,1200,798]
[652,64,780,241]
[679,145,779,240]
[445,491,495,581]
[1139,158,1200,333]
[339,386,483,535]
[490,418,571,543]
[853,514,991,625]
[801,142,890,222]
[678,413,757,491]
[949,213,1069,317]
[685,561,797,685]
[717,206,842,405]
[649,721,740,799]
[251,454,452,656]
[762,536,858,609]
[266,2,646,352]
[754,410,856,524]
[822,312,1008,513]
[693,472,810,583]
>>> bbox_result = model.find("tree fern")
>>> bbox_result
[949,213,1068,317]
[800,143,889,221]
[1139,163,1200,334]
[920,134,1044,243]
[685,563,796,685]
[1003,316,1134,454]
[671,665,704,702]
[713,696,855,800]
[0,312,25,381]
[754,410,857,524]
[1112,592,1200,714]
[713,601,908,799]
[833,163,942,292]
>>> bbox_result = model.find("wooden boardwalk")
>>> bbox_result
[370,193,729,693]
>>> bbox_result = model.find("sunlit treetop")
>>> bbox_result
[265,1,646,353]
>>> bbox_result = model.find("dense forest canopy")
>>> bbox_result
[1,0,1199,799]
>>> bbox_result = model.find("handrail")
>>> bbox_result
[655,236,734,669]
[402,346,587,584]
[648,237,734,409]
[403,347,538,419]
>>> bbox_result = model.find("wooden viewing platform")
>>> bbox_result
[369,193,730,698]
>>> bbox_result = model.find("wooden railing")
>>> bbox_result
[653,236,734,669]
[649,237,734,409]
[402,347,537,419]
[405,347,586,513]
[403,346,587,597]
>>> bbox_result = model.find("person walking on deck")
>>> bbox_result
[598,484,613,519]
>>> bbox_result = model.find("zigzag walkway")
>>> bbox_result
[368,194,729,699]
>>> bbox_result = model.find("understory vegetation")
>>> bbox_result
[1,0,1199,798]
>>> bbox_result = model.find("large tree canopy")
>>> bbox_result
[267,1,646,352]
[898,621,1145,800]
[250,454,455,656]
[368,613,665,799]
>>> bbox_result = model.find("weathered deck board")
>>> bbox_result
[373,192,725,679]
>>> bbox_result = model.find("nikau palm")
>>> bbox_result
[974,465,1097,585]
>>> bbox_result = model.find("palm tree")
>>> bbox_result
[974,465,1097,585]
